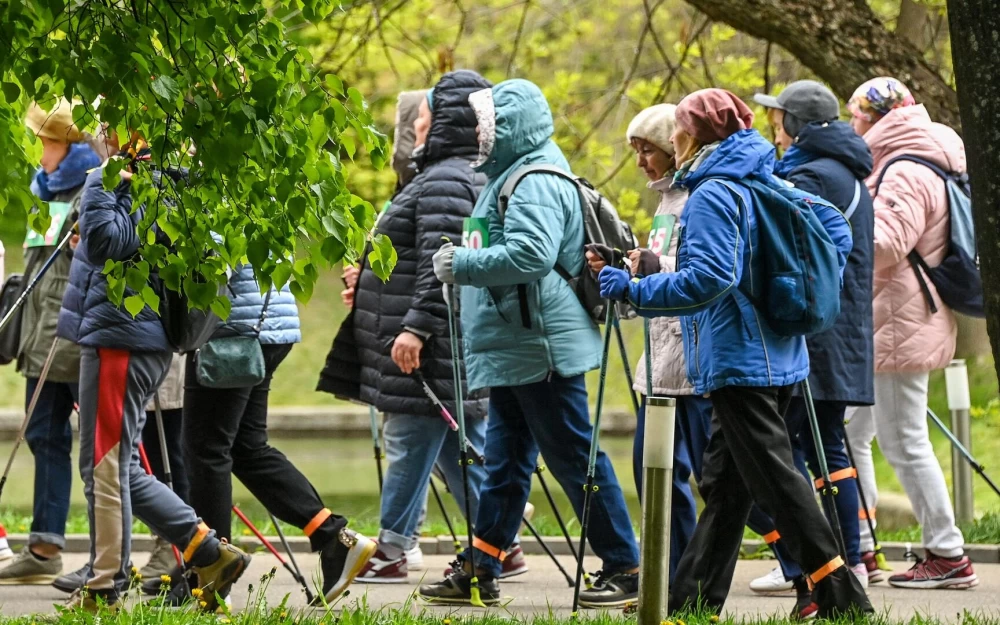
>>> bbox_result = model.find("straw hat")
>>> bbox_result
[24,99,84,143]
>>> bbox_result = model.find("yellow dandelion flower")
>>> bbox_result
[199,601,208,608]
[221,618,231,623]
[677,620,686,625]
[280,612,287,619]
[710,617,720,624]
[161,574,172,583]
[191,587,204,598]
[444,619,452,625]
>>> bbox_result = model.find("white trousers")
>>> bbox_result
[845,371,964,558]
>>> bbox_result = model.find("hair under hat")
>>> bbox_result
[626,104,677,155]
[675,89,755,144]
[847,77,915,123]
[24,99,84,143]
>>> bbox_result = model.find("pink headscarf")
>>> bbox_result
[675,88,755,144]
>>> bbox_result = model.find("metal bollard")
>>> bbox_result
[637,396,676,625]
[945,359,974,524]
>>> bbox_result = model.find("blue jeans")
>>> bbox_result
[633,395,713,578]
[463,374,639,578]
[24,378,78,549]
[748,398,862,575]
[380,413,487,552]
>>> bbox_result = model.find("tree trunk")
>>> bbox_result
[955,315,991,360]
[683,0,960,129]
[896,0,933,52]
[946,0,1000,381]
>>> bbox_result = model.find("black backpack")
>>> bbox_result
[0,274,25,364]
[874,155,984,318]
[498,165,636,325]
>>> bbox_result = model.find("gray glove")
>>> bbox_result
[433,242,457,284]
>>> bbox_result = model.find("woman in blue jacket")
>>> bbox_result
[598,89,870,618]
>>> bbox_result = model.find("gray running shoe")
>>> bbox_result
[139,537,177,583]
[0,547,62,585]
[52,563,91,594]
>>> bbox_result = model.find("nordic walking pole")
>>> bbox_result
[535,463,590,588]
[231,506,314,603]
[927,407,1000,499]
[842,429,891,571]
[0,336,59,505]
[571,302,616,618]
[523,515,574,587]
[802,379,848,562]
[151,393,174,491]
[268,512,316,604]
[369,406,384,493]
[0,226,76,336]
[429,476,463,554]
[444,281,486,607]
[612,312,640,417]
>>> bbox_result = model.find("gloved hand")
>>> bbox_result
[629,248,660,276]
[433,242,457,284]
[598,266,632,302]
[584,243,624,271]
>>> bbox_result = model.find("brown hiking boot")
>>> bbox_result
[190,540,251,612]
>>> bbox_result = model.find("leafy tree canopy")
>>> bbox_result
[0,0,394,315]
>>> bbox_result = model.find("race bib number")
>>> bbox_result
[462,218,489,250]
[647,214,676,257]
[24,201,72,248]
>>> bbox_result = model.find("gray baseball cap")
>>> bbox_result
[753,80,840,123]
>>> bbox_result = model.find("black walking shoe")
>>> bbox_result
[791,575,817,620]
[579,570,639,608]
[418,560,501,605]
[813,565,873,619]
[315,527,377,605]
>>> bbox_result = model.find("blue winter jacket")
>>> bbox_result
[626,130,851,394]
[451,80,603,391]
[775,122,875,405]
[57,169,171,352]
[222,264,301,345]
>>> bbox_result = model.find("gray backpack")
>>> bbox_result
[499,165,636,325]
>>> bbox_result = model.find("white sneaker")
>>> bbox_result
[0,547,12,563]
[749,566,795,594]
[851,562,869,589]
[405,545,424,571]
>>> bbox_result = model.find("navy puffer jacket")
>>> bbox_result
[57,169,171,352]
[775,121,875,405]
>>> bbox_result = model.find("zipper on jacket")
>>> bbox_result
[749,307,773,386]
[692,319,702,378]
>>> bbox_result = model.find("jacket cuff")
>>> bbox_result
[627,279,642,308]
[451,248,470,285]
[403,326,432,341]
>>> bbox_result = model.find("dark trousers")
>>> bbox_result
[183,344,345,551]
[24,378,78,548]
[633,394,713,578]
[141,408,190,504]
[671,385,844,614]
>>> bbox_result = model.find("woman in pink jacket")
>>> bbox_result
[844,77,976,590]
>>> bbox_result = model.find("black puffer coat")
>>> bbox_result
[319,70,491,419]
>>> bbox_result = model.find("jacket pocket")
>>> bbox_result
[692,319,702,378]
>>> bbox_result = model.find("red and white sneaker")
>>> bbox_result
[499,544,528,579]
[888,551,978,589]
[355,548,408,584]
[861,551,886,584]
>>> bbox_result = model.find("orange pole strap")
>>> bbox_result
[814,467,858,490]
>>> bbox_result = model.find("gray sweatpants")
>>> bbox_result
[78,347,218,598]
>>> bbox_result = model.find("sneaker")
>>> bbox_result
[190,540,251,612]
[887,551,979,589]
[749,566,795,594]
[578,570,639,609]
[861,551,886,584]
[418,559,501,605]
[0,546,13,562]
[318,527,377,604]
[499,544,528,579]
[792,577,816,620]
[141,563,184,596]
[60,588,118,615]
[0,547,62,584]
[813,565,873,619]
[140,536,178,582]
[52,563,91,594]
[851,562,869,589]
[406,545,424,571]
[356,548,408,584]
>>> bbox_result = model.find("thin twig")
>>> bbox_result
[763,41,772,94]
[507,0,531,77]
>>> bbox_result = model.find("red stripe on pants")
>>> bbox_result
[95,348,130,465]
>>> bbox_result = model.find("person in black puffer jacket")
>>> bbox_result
[322,71,493,582]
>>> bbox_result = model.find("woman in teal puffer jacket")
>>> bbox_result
[422,79,639,609]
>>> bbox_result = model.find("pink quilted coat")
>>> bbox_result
[864,105,963,373]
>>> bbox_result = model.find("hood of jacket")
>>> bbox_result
[421,70,493,167]
[677,129,776,188]
[780,121,874,181]
[471,79,554,178]
[865,104,966,175]
[392,90,428,187]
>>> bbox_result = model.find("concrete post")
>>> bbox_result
[637,396,675,625]
[944,359,974,524]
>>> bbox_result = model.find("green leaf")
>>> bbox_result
[300,91,324,116]
[102,160,126,191]
[141,285,161,315]
[2,82,20,103]
[320,236,346,264]
[210,296,232,321]
[324,74,344,96]
[124,294,146,318]
[151,75,181,102]
[271,261,292,289]
[247,236,269,268]
[367,233,397,281]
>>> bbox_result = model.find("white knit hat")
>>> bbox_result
[625,103,677,155]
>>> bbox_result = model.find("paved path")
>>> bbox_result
[2,553,998,620]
